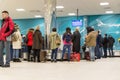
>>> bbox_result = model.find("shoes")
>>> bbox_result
[37,60,40,62]
[13,59,21,62]
[91,60,95,62]
[16,59,21,62]
[68,60,70,62]
[2,64,10,68]
[13,59,16,62]
[51,60,54,62]
[61,59,63,62]
[0,65,3,67]
[54,60,57,63]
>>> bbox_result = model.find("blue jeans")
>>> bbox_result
[0,41,11,65]
[95,45,102,59]
[62,45,71,61]
[89,47,95,61]
[13,49,19,59]
[51,48,58,61]
[99,47,103,57]
[10,45,13,60]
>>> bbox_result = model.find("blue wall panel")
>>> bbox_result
[13,18,45,36]
[88,14,120,50]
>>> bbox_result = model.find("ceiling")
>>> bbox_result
[0,0,120,19]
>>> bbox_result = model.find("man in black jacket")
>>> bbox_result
[108,35,115,57]
[103,34,108,58]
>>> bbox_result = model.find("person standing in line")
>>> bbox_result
[95,31,103,59]
[72,27,81,53]
[32,26,42,62]
[103,34,108,58]
[26,28,34,61]
[108,35,115,57]
[86,28,98,61]
[49,28,61,62]
[12,26,22,62]
[61,27,72,62]
[0,11,14,67]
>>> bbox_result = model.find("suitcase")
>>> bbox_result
[63,53,68,60]
[71,52,81,62]
[85,52,90,60]
[40,50,47,62]
[23,52,28,60]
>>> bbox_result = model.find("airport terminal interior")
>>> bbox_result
[0,0,120,80]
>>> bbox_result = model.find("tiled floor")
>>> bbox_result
[0,58,120,80]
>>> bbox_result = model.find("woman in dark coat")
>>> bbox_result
[72,27,81,53]
[32,26,42,62]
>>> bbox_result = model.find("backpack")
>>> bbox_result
[55,34,61,46]
[25,35,28,43]
[65,33,72,43]
[11,32,19,42]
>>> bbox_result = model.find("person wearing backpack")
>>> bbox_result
[103,34,109,58]
[0,11,14,67]
[61,27,72,62]
[12,26,22,62]
[49,28,61,62]
[108,35,115,57]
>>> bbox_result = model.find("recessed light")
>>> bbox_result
[16,8,25,11]
[56,6,64,9]
[35,15,42,18]
[106,11,113,14]
[100,2,109,6]
[68,13,76,16]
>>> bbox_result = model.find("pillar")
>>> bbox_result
[44,0,56,49]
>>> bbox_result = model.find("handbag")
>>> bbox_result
[55,34,61,45]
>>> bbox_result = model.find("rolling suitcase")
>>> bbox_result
[85,52,90,60]
[40,50,47,62]
[23,52,27,60]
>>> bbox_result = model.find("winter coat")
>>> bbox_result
[32,30,42,49]
[96,34,103,47]
[103,37,108,48]
[12,30,22,49]
[0,17,14,41]
[49,32,60,49]
[72,31,81,53]
[86,31,98,47]
[27,32,33,46]
[108,37,115,48]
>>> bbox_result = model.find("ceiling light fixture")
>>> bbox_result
[100,2,109,6]
[68,13,76,16]
[56,6,64,9]
[106,11,113,14]
[16,8,25,11]
[35,15,42,18]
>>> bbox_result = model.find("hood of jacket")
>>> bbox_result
[50,32,57,37]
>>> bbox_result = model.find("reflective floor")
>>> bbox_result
[0,57,120,80]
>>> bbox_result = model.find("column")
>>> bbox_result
[44,0,56,49]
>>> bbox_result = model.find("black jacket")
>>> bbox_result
[72,31,81,53]
[108,37,115,48]
[103,37,108,48]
